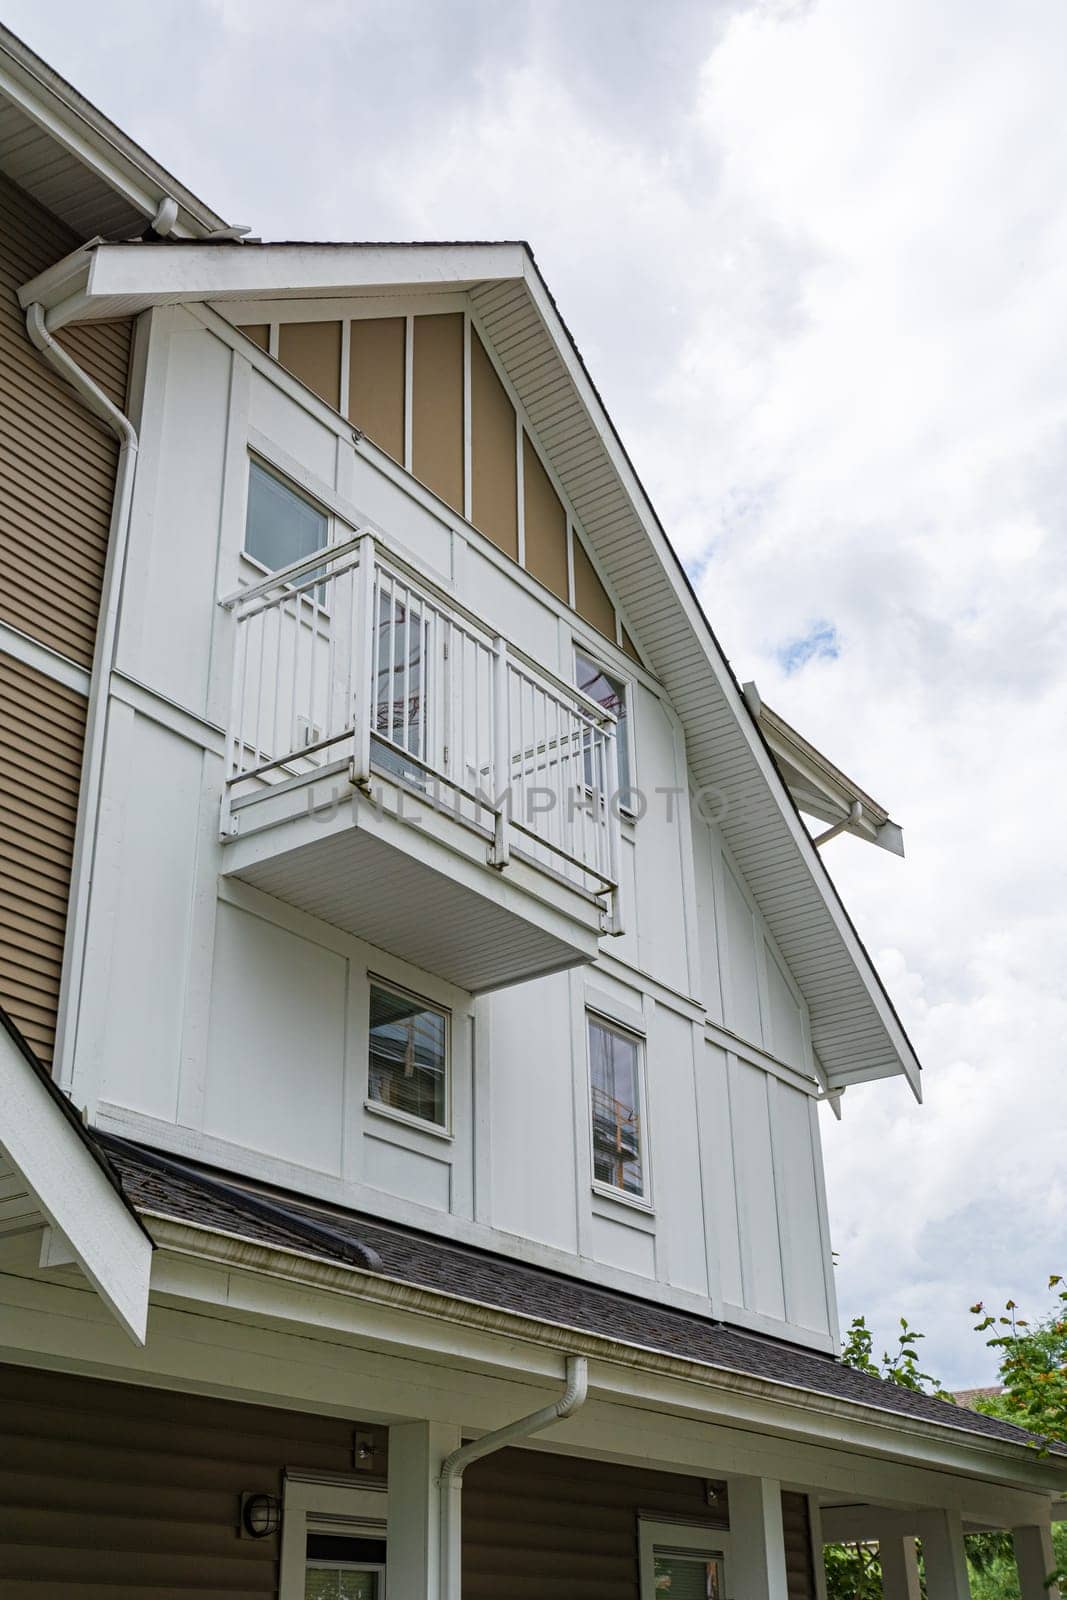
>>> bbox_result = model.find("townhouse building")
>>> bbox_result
[0,25,1062,1600]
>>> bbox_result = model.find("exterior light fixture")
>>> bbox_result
[240,1491,282,1539]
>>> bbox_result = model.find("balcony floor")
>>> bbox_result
[221,773,603,993]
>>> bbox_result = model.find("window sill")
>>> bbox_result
[363,1098,453,1144]
[591,1181,655,1221]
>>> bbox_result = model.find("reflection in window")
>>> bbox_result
[575,649,631,805]
[653,1550,724,1598]
[588,1014,645,1197]
[305,1533,386,1600]
[368,982,448,1127]
[245,460,328,577]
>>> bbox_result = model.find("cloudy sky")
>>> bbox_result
[9,0,1065,1385]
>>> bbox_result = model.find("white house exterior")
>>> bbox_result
[0,24,1063,1600]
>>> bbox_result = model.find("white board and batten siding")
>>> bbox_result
[72,301,838,1351]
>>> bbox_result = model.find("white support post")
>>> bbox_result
[919,1510,972,1600]
[880,1536,923,1600]
[490,637,510,867]
[1013,1522,1061,1600]
[388,1420,461,1600]
[351,532,376,788]
[728,1476,790,1600]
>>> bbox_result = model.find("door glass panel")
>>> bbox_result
[305,1567,380,1599]
[653,1550,724,1598]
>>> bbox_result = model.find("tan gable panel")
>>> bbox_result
[0,172,131,669]
[349,315,405,464]
[239,322,269,350]
[413,311,464,514]
[470,329,517,558]
[523,432,568,599]
[620,624,643,665]
[278,319,342,410]
[0,656,86,1061]
[573,533,616,640]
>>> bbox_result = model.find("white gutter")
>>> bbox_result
[23,300,139,1092]
[439,1355,588,1597]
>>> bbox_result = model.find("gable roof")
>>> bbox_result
[0,23,231,240]
[107,1136,1061,1463]
[21,237,921,1095]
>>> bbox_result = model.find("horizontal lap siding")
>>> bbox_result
[0,171,131,669]
[0,1363,384,1599]
[462,1446,727,1600]
[463,1449,815,1600]
[0,655,86,1058]
[0,172,132,1060]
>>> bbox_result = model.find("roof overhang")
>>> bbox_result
[0,1015,152,1342]
[20,238,922,1098]
[0,23,230,241]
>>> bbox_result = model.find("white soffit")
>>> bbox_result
[0,23,230,241]
[0,1016,152,1342]
[26,239,922,1097]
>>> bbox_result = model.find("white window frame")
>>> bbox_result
[365,976,453,1137]
[586,1009,651,1207]
[638,1518,733,1600]
[278,1472,388,1600]
[573,643,636,818]
[244,454,335,607]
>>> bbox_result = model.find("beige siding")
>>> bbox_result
[278,320,342,411]
[463,1446,728,1599]
[0,171,131,669]
[522,432,568,600]
[0,1363,386,1599]
[470,329,518,559]
[349,315,406,464]
[412,311,464,513]
[573,534,617,640]
[239,323,270,351]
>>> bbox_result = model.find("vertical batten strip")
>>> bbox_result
[515,419,526,568]
[566,519,576,609]
[462,311,473,524]
[268,322,279,359]
[403,314,415,472]
[339,320,351,424]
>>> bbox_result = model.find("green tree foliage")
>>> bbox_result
[824,1277,1067,1600]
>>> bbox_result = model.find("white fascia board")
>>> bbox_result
[0,29,228,237]
[79,240,528,308]
[517,255,923,1101]
[0,1024,152,1343]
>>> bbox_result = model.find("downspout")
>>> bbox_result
[438,1355,588,1599]
[23,300,139,1091]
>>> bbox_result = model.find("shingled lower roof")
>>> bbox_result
[102,1135,1059,1460]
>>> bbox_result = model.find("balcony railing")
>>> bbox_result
[218,529,622,920]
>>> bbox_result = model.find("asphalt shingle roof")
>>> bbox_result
[101,1135,1059,1460]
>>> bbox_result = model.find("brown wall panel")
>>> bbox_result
[278,320,342,410]
[0,172,131,669]
[239,323,270,351]
[0,649,86,1060]
[782,1491,817,1600]
[0,1363,386,1598]
[462,1446,727,1600]
[573,535,617,640]
[522,433,568,599]
[412,311,464,513]
[620,625,643,665]
[470,330,518,559]
[348,316,406,463]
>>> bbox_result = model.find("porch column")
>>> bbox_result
[728,1475,790,1600]
[388,1420,462,1600]
[1013,1521,1061,1600]
[879,1535,922,1600]
[919,1509,972,1600]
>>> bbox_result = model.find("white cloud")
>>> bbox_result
[5,0,1065,1384]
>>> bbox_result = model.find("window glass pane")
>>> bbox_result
[653,1552,723,1598]
[305,1568,380,1600]
[368,983,448,1126]
[245,460,328,573]
[576,650,631,800]
[588,1016,643,1195]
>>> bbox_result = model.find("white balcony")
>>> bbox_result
[218,531,621,993]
